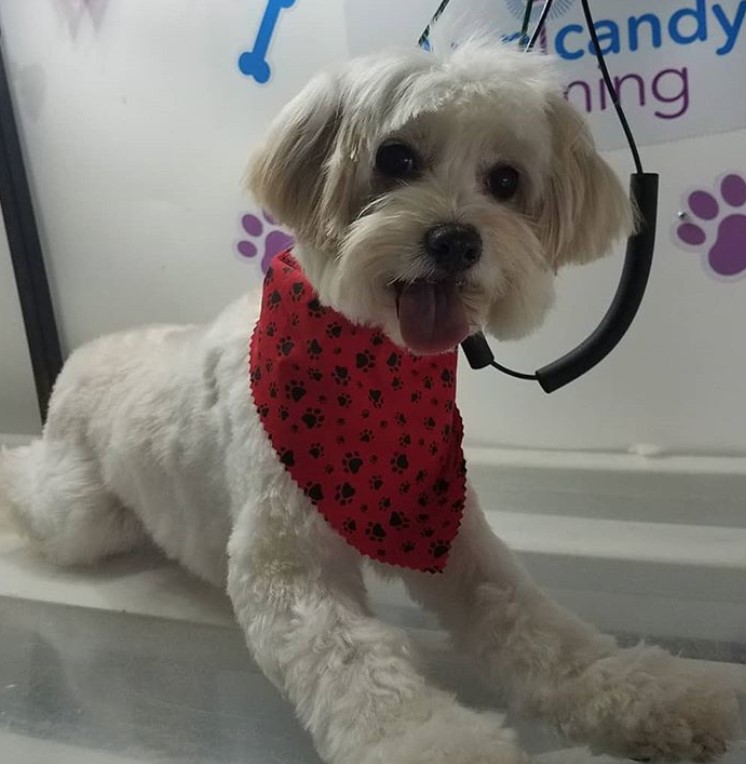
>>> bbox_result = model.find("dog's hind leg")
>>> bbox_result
[0,439,146,566]
[397,489,741,763]
[227,478,528,764]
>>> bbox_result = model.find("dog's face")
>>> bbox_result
[249,42,633,354]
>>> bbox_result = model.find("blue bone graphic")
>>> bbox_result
[238,0,296,84]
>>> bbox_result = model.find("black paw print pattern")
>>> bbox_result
[301,408,325,429]
[304,482,324,501]
[332,366,350,386]
[390,453,409,474]
[342,452,364,474]
[277,337,294,357]
[278,448,295,467]
[389,511,410,530]
[307,297,325,318]
[307,338,323,359]
[429,540,450,558]
[326,321,343,339]
[249,250,466,573]
[365,521,387,540]
[334,482,356,506]
[285,380,307,402]
[356,350,375,371]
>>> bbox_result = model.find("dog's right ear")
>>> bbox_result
[248,72,343,246]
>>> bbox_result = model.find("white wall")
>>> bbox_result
[0,0,743,455]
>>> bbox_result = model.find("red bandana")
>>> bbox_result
[249,252,466,572]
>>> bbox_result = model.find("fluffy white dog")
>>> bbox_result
[1,42,740,764]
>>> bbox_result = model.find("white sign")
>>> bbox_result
[344,0,746,150]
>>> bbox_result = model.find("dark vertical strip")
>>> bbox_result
[0,28,63,422]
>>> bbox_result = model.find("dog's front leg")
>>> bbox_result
[399,490,740,762]
[227,488,528,764]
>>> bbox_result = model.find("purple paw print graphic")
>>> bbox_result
[237,210,294,273]
[674,173,746,278]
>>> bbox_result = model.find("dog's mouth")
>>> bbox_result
[394,278,470,355]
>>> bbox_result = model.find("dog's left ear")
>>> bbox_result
[536,96,634,268]
[248,72,347,247]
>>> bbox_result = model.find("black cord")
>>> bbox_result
[418,0,453,49]
[415,0,649,384]
[579,0,643,174]
[526,0,554,50]
[489,361,538,381]
[526,0,643,174]
[519,0,535,47]
[494,0,643,385]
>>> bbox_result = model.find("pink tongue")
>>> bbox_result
[397,281,470,354]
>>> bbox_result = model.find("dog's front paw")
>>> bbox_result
[358,702,529,764]
[555,646,741,762]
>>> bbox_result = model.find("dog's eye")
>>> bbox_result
[486,164,520,201]
[375,142,419,179]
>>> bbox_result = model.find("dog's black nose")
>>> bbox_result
[424,224,482,273]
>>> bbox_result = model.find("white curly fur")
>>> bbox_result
[0,42,740,764]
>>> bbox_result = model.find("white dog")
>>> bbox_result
[1,42,740,764]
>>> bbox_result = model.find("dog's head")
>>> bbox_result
[249,41,633,354]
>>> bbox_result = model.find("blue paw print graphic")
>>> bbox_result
[674,173,746,279]
[237,210,294,273]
